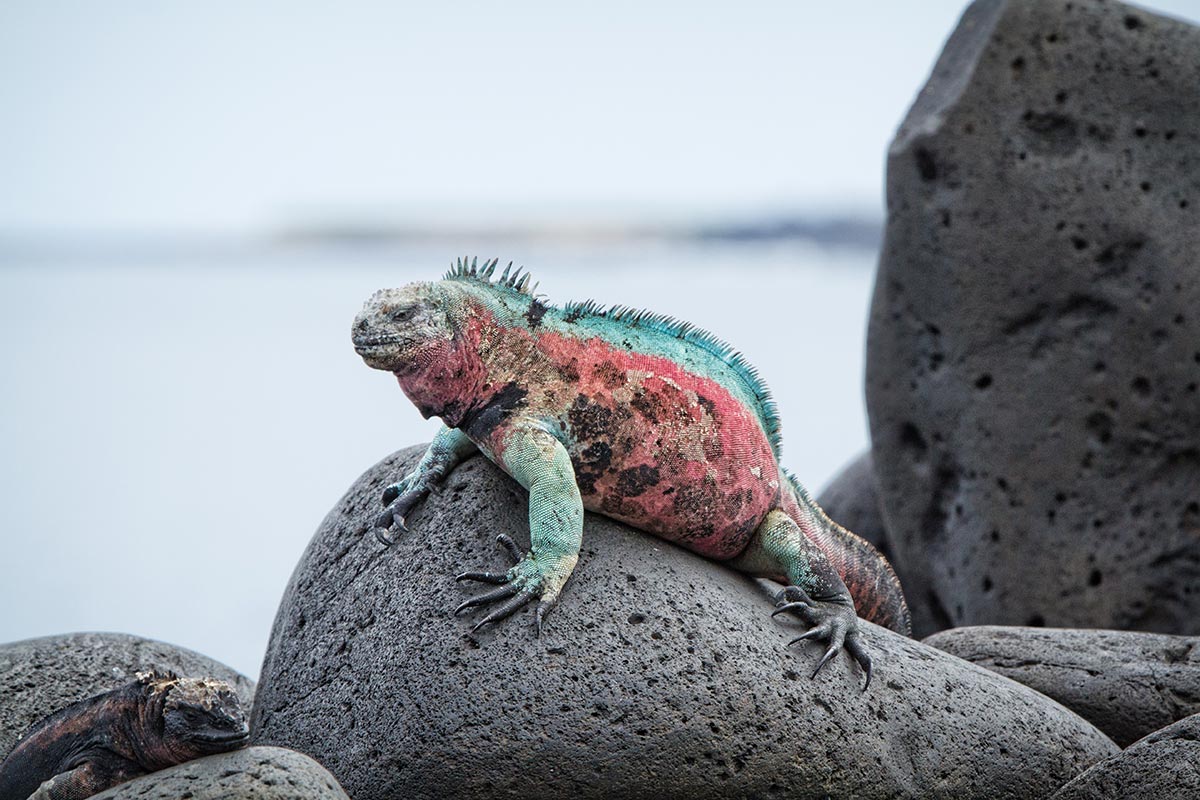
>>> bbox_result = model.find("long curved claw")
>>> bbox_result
[471,589,537,632]
[455,583,520,615]
[787,625,829,646]
[772,601,813,619]
[810,631,846,680]
[844,635,873,692]
[455,571,510,585]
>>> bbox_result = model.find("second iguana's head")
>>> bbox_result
[352,282,460,375]
[137,670,248,764]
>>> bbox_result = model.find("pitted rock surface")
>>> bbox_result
[1050,713,1200,799]
[925,626,1200,746]
[817,450,892,562]
[89,746,349,799]
[252,445,1117,800]
[866,0,1200,637]
[0,632,254,757]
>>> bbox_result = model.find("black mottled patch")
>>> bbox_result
[572,441,612,495]
[671,483,713,517]
[695,394,717,417]
[630,389,662,423]
[591,361,625,389]
[560,359,581,383]
[616,465,660,498]
[567,395,615,441]
[525,299,548,328]
[462,383,528,439]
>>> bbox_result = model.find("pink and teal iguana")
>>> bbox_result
[352,258,910,688]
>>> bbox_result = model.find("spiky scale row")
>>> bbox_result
[443,256,783,456]
[445,256,537,296]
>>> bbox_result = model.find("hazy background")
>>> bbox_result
[3,0,1198,679]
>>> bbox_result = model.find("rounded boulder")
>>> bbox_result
[252,445,1117,800]
[89,746,349,799]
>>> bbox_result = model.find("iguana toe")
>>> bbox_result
[455,535,573,635]
[373,486,427,544]
[773,585,871,691]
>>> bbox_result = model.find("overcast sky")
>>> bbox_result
[2,0,1198,235]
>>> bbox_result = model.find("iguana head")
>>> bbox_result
[352,282,459,375]
[138,670,248,760]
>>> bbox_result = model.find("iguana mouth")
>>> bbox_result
[189,727,250,747]
[353,336,402,354]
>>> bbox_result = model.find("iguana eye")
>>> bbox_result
[390,307,415,322]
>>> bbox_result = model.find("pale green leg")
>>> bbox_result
[376,425,477,541]
[455,422,583,633]
[729,509,873,689]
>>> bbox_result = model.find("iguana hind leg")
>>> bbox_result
[728,509,873,690]
[376,425,478,543]
[455,422,583,634]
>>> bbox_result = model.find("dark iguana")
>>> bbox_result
[352,258,911,688]
[0,670,248,800]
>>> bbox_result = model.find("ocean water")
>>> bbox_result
[0,240,876,677]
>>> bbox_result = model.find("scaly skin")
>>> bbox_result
[0,670,248,800]
[353,258,911,689]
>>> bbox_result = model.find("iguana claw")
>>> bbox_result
[373,486,425,544]
[455,534,562,636]
[773,585,873,691]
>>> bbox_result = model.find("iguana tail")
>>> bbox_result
[783,471,912,637]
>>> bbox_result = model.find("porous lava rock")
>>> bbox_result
[252,445,1117,800]
[924,625,1200,746]
[1049,713,1200,800]
[866,0,1200,637]
[0,632,255,758]
[817,450,892,562]
[89,746,349,799]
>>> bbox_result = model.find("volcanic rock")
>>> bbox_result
[252,445,1117,800]
[925,625,1200,746]
[89,746,349,799]
[865,0,1200,636]
[1049,713,1200,799]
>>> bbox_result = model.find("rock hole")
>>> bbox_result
[1088,569,1103,587]
[1071,236,1088,250]
[1027,614,1046,627]
[982,576,993,592]
[974,373,993,389]
[1140,181,1152,192]
[915,148,938,182]
[1131,376,1151,397]
[899,422,928,458]
[627,613,647,625]
[1124,14,1142,30]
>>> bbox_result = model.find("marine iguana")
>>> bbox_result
[0,670,248,800]
[352,258,911,688]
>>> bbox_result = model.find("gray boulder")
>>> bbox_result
[924,626,1200,746]
[1050,714,1200,799]
[89,746,349,799]
[0,632,255,757]
[866,0,1200,637]
[817,450,892,562]
[252,445,1117,800]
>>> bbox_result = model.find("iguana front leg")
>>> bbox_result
[376,425,478,544]
[455,422,583,634]
[30,760,142,800]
